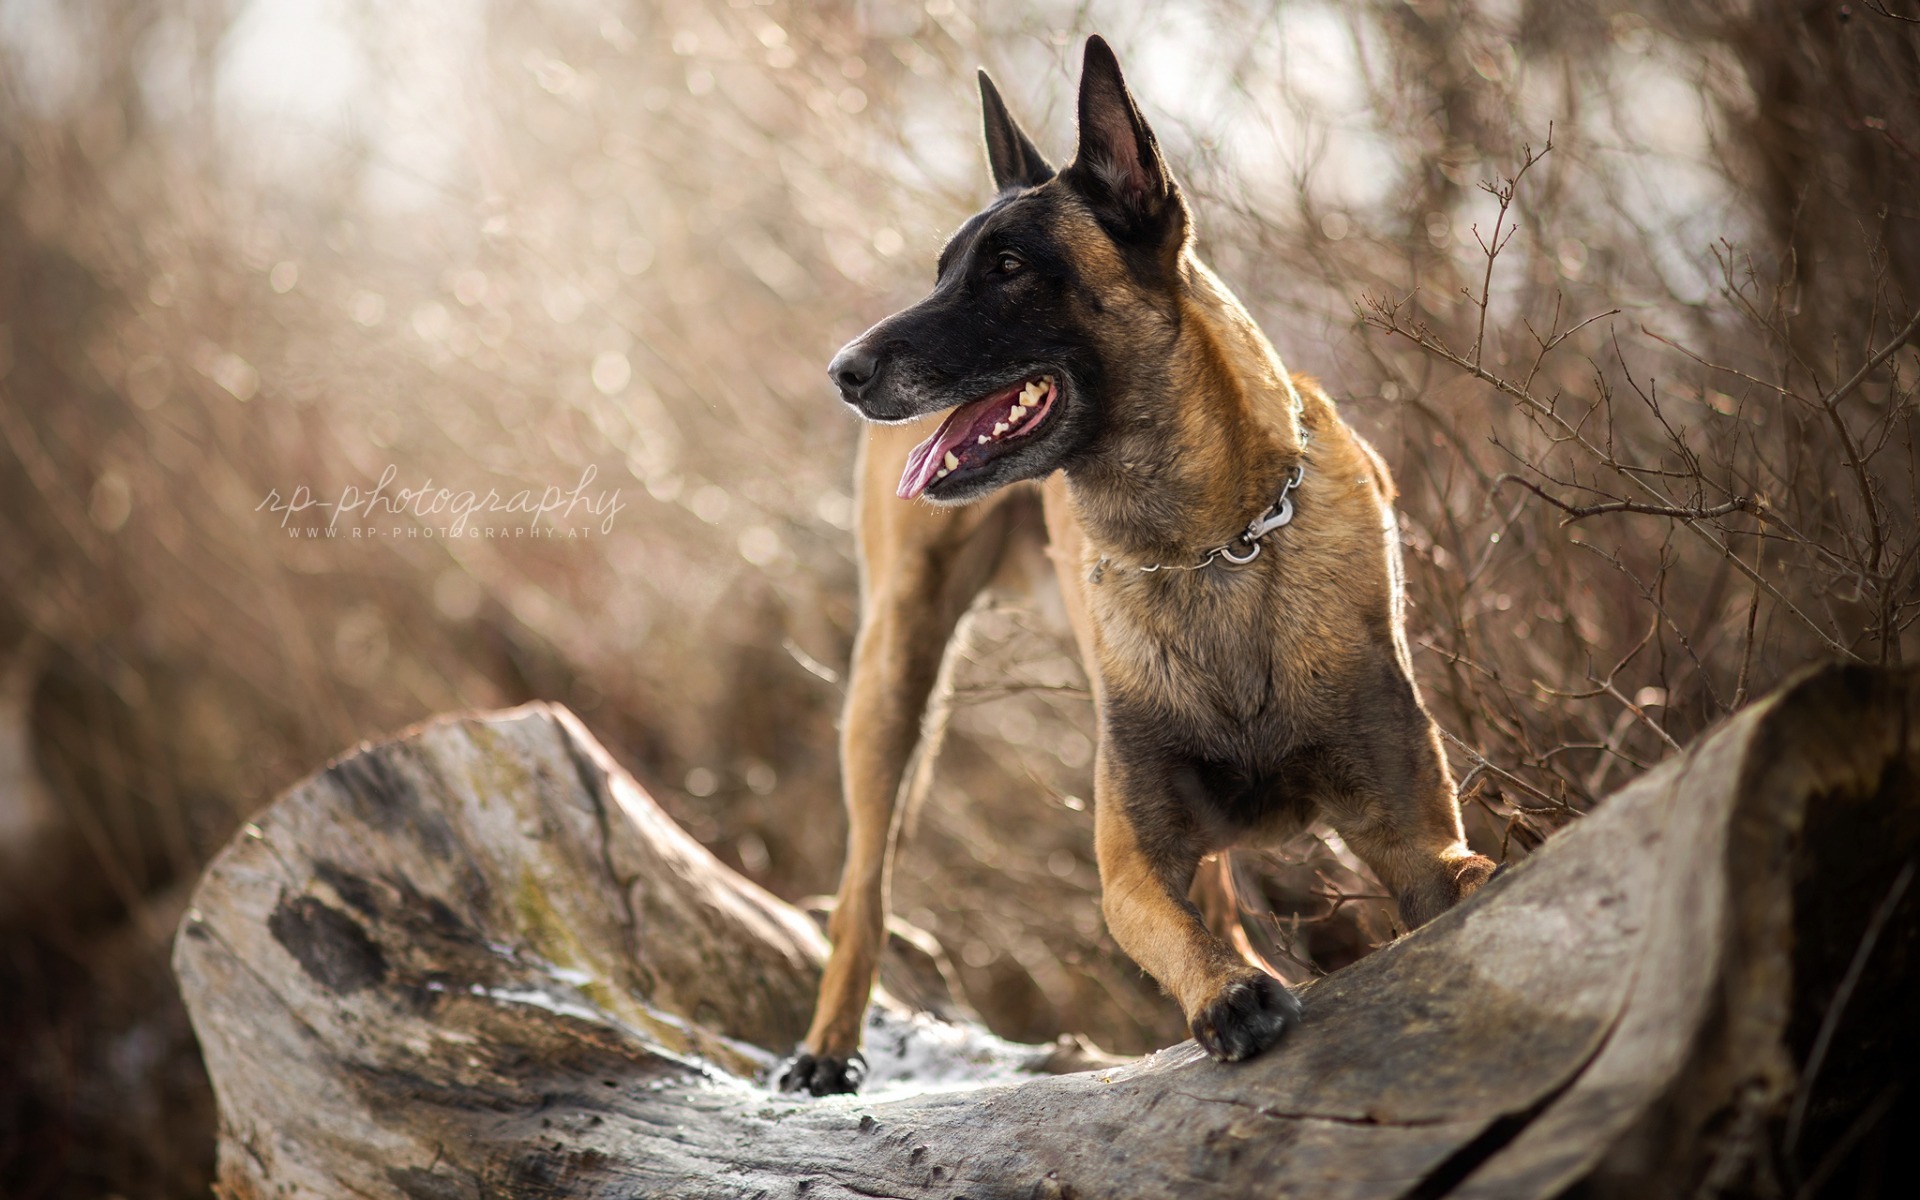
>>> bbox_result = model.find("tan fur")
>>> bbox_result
[803,155,1492,1071]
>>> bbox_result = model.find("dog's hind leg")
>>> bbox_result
[781,427,1029,1096]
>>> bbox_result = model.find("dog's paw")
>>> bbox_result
[777,1051,866,1096]
[1455,853,1500,896]
[1190,975,1302,1063]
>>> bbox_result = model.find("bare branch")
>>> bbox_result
[1492,474,1767,525]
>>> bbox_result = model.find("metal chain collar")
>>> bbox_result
[1096,446,1309,578]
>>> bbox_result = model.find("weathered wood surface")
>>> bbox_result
[175,665,1919,1199]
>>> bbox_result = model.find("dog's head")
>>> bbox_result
[829,36,1192,503]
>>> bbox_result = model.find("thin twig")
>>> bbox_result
[1434,725,1571,812]
[1493,474,1766,525]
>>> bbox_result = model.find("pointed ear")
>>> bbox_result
[1066,36,1185,246]
[979,70,1054,191]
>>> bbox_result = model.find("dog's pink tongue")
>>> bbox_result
[897,401,986,499]
[897,382,1037,499]
[897,422,952,499]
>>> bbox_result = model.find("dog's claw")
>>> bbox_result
[777,1051,866,1096]
[1191,975,1302,1063]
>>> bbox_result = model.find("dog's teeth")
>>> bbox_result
[943,451,959,470]
[977,434,990,444]
[1019,391,1039,408]
[992,422,1009,436]
[936,467,949,478]
[1010,405,1024,422]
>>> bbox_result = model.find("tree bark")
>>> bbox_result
[174,664,1920,1199]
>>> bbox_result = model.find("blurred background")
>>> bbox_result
[1,0,1915,1194]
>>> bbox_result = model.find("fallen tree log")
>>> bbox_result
[174,664,1919,1199]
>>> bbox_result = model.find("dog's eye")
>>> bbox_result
[994,253,1025,276]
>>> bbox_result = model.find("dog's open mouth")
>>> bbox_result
[897,375,1059,499]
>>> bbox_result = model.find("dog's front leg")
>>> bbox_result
[1092,755,1302,1062]
[1315,686,1497,931]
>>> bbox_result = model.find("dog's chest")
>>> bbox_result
[1091,572,1334,760]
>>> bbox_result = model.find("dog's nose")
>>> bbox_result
[829,341,881,401]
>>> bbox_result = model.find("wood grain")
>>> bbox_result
[175,666,1920,1199]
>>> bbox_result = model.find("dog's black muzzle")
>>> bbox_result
[827,331,932,424]
[828,339,881,405]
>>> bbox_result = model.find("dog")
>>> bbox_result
[780,36,1495,1096]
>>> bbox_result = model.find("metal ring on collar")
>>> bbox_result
[1218,538,1262,565]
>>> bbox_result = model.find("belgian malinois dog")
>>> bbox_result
[781,36,1495,1096]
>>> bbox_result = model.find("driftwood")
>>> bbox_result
[174,664,1919,1199]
